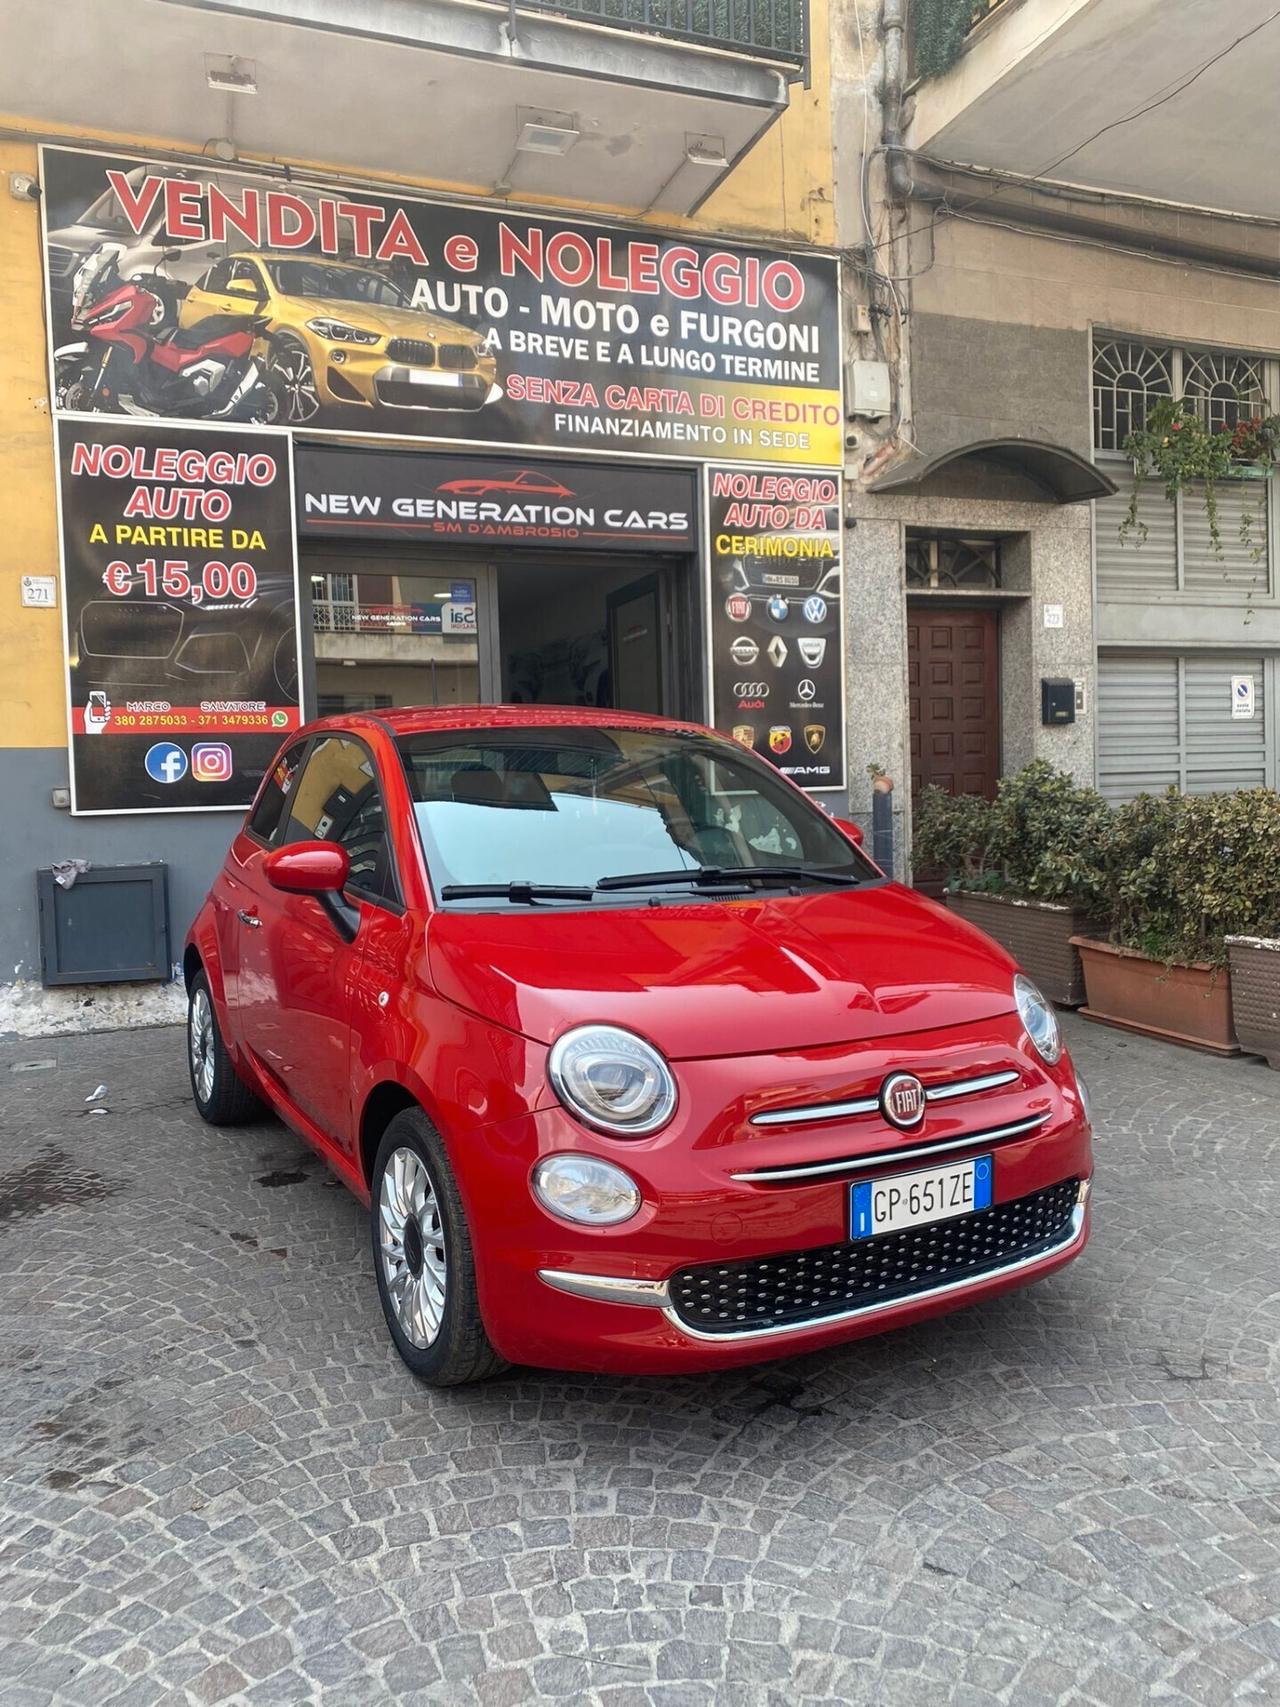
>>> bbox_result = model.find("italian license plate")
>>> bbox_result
[850,1154,993,1240]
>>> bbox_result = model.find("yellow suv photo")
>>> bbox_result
[178,253,500,424]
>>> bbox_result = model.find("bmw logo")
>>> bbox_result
[768,595,789,622]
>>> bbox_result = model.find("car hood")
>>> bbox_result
[427,883,1020,1058]
[281,294,476,342]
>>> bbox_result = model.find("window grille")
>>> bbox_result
[1092,340,1173,452]
[1182,349,1267,433]
[905,534,1002,590]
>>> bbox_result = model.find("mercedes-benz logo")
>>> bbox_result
[881,1072,926,1130]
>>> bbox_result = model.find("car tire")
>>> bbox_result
[370,1108,508,1386]
[187,969,265,1126]
[268,335,321,424]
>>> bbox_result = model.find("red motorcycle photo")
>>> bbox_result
[53,244,281,423]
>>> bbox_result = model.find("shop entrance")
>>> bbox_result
[302,546,697,720]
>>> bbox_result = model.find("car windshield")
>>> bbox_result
[266,260,409,307]
[82,177,156,235]
[397,726,872,906]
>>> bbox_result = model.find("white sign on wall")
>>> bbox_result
[1043,603,1064,629]
[1232,675,1256,720]
[20,575,57,608]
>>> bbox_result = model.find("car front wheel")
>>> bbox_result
[187,970,264,1125]
[371,1108,506,1386]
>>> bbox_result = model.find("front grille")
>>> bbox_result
[668,1179,1080,1335]
[80,600,182,658]
[437,342,477,371]
[49,245,79,277]
[386,338,435,366]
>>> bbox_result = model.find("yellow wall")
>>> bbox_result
[0,8,834,751]
[0,138,65,748]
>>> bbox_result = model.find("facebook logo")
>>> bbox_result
[144,742,188,784]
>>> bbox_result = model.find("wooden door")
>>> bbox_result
[908,606,1000,808]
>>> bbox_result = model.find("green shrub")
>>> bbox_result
[990,762,1110,909]
[1105,787,1280,966]
[912,785,998,885]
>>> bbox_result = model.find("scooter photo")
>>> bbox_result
[53,244,282,423]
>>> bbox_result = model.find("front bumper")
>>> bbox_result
[456,1014,1094,1375]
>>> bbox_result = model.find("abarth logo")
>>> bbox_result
[881,1072,926,1130]
[768,725,792,755]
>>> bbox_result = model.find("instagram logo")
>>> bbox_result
[192,742,233,783]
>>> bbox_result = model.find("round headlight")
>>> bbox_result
[548,1025,677,1136]
[532,1154,641,1227]
[1014,973,1062,1065]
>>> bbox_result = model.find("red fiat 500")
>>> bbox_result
[185,707,1093,1385]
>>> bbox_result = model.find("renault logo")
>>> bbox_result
[881,1072,926,1130]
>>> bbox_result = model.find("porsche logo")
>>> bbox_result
[732,724,756,748]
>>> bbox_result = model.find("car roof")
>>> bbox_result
[228,252,375,268]
[305,704,712,740]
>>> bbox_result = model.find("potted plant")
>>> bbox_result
[913,762,1108,1006]
[1069,789,1280,1054]
[1122,398,1279,559]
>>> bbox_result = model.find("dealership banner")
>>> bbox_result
[297,444,696,551]
[56,417,300,814]
[705,465,844,792]
[42,146,841,467]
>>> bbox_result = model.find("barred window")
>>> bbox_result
[1093,340,1173,452]
[1183,349,1267,433]
[905,533,1002,590]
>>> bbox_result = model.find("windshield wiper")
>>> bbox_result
[439,882,595,905]
[595,864,861,892]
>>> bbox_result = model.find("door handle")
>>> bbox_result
[237,909,261,929]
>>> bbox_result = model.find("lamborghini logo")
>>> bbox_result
[804,724,825,753]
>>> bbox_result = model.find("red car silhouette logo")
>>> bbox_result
[437,469,574,498]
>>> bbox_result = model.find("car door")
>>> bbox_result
[237,731,403,1152]
[216,737,309,1021]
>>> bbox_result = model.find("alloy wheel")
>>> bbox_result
[189,985,216,1105]
[378,1146,448,1349]
[271,345,321,423]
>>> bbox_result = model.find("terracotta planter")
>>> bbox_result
[1225,936,1280,1068]
[1070,936,1238,1055]
[946,890,1095,1006]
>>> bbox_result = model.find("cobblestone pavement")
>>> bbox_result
[1,1016,1279,1707]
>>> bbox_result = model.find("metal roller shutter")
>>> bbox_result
[1095,481,1177,598]
[1182,481,1270,598]
[1097,653,1277,802]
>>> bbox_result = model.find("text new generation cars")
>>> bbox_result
[185,707,1093,1384]
[178,254,499,423]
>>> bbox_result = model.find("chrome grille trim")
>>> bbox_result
[750,1095,879,1128]
[926,1069,1019,1102]
[748,1067,1021,1129]
[730,1110,1052,1183]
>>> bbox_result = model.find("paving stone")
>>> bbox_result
[1,1018,1278,1705]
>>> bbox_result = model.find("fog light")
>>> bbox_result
[532,1154,641,1227]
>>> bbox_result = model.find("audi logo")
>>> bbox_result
[733,682,769,697]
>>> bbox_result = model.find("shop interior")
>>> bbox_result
[302,547,693,719]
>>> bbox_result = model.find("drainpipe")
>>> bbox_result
[880,0,944,206]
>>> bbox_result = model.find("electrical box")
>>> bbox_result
[37,862,170,986]
[1040,679,1076,727]
[846,359,891,419]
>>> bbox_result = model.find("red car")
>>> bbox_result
[435,469,573,498]
[185,707,1093,1385]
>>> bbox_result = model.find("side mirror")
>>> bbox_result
[226,278,264,298]
[264,840,350,894]
[833,817,865,846]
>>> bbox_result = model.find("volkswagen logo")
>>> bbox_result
[881,1072,926,1130]
[733,682,768,698]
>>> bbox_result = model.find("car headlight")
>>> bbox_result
[1014,973,1062,1065]
[306,317,380,345]
[548,1025,677,1136]
[532,1155,641,1226]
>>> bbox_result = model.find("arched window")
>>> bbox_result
[1182,349,1266,433]
[1092,340,1172,452]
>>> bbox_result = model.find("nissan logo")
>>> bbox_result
[880,1072,926,1130]
[733,682,769,698]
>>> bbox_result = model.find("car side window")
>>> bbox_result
[283,734,401,908]
[246,740,307,844]
[229,259,263,292]
[203,258,233,294]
